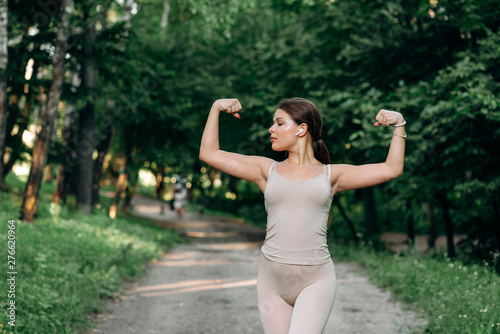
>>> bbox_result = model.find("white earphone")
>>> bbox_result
[295,129,303,136]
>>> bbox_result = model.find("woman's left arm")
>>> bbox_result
[332,109,406,193]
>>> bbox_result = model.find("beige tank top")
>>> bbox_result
[262,161,334,265]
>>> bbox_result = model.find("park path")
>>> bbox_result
[92,195,425,334]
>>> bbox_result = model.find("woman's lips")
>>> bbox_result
[270,136,277,142]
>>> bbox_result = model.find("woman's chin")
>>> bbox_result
[270,143,285,152]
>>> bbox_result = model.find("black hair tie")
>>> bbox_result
[316,136,323,142]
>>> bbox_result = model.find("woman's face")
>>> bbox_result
[268,108,303,151]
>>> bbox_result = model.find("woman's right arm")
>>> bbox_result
[199,99,272,189]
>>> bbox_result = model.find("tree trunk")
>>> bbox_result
[2,150,15,177]
[92,121,114,206]
[45,164,53,183]
[333,196,359,244]
[160,0,170,37]
[20,0,73,222]
[77,21,97,215]
[406,199,415,247]
[0,0,8,197]
[53,102,77,204]
[426,201,437,250]
[439,190,456,258]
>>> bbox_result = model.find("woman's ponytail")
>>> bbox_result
[313,139,330,165]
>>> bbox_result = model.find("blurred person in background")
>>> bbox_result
[172,177,188,218]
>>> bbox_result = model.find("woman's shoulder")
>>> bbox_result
[256,156,277,166]
[259,157,278,175]
[251,157,278,194]
[327,163,348,175]
[325,163,345,182]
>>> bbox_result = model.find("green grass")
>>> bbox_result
[330,244,500,334]
[0,174,184,334]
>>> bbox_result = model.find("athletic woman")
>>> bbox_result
[199,98,406,334]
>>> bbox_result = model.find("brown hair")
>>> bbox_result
[276,97,330,165]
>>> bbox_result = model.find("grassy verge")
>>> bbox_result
[330,244,500,334]
[0,175,183,334]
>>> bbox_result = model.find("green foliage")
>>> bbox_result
[5,0,500,282]
[116,0,500,261]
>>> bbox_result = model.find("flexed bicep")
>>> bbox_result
[199,99,272,187]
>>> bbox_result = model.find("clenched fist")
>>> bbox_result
[215,99,242,119]
[373,109,404,127]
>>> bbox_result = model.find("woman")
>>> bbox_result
[199,98,406,334]
[172,181,188,218]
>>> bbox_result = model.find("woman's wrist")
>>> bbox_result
[393,113,405,126]
[394,119,406,127]
[393,116,406,138]
[212,100,222,112]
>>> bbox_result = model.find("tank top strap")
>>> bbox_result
[325,164,331,178]
[268,161,278,178]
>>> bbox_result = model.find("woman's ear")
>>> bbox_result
[295,124,308,137]
[299,123,308,137]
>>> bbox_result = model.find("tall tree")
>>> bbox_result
[91,121,114,206]
[53,103,77,204]
[20,0,73,222]
[0,0,8,195]
[77,9,97,214]
[426,202,438,250]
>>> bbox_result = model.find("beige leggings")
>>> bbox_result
[257,253,337,334]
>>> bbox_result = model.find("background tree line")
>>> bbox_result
[0,0,499,268]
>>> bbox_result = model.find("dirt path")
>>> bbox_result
[92,196,425,334]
